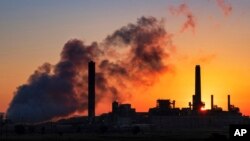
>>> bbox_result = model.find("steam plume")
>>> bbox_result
[7,16,174,123]
[215,0,232,16]
[169,4,196,34]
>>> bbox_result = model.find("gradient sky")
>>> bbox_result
[0,0,250,116]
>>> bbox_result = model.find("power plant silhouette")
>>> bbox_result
[83,61,249,139]
[86,62,242,120]
[0,61,249,140]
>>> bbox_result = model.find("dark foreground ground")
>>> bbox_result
[0,129,229,141]
[0,134,228,141]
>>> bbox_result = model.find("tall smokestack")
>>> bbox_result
[211,95,214,110]
[195,65,201,103]
[88,61,95,122]
[193,65,203,111]
[228,95,231,111]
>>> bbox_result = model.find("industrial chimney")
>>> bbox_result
[211,95,214,110]
[193,65,203,111]
[88,61,95,122]
[228,95,231,111]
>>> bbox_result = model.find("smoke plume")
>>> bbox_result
[169,4,196,34]
[7,16,174,123]
[215,0,232,16]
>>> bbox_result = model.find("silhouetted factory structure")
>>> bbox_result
[0,62,249,140]
[97,65,243,117]
[94,64,249,130]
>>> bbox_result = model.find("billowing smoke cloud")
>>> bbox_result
[6,40,101,123]
[169,4,196,34]
[104,17,171,82]
[215,0,232,16]
[7,16,174,123]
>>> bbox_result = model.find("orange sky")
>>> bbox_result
[0,0,250,116]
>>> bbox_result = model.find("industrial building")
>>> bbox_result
[99,65,248,129]
[0,64,249,140]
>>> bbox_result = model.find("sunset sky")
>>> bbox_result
[0,0,250,116]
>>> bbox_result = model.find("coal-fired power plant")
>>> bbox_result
[88,61,95,122]
[1,64,248,141]
[1,14,249,140]
[192,65,204,111]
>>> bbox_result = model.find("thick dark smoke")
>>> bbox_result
[104,16,170,81]
[7,16,174,123]
[7,40,99,123]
